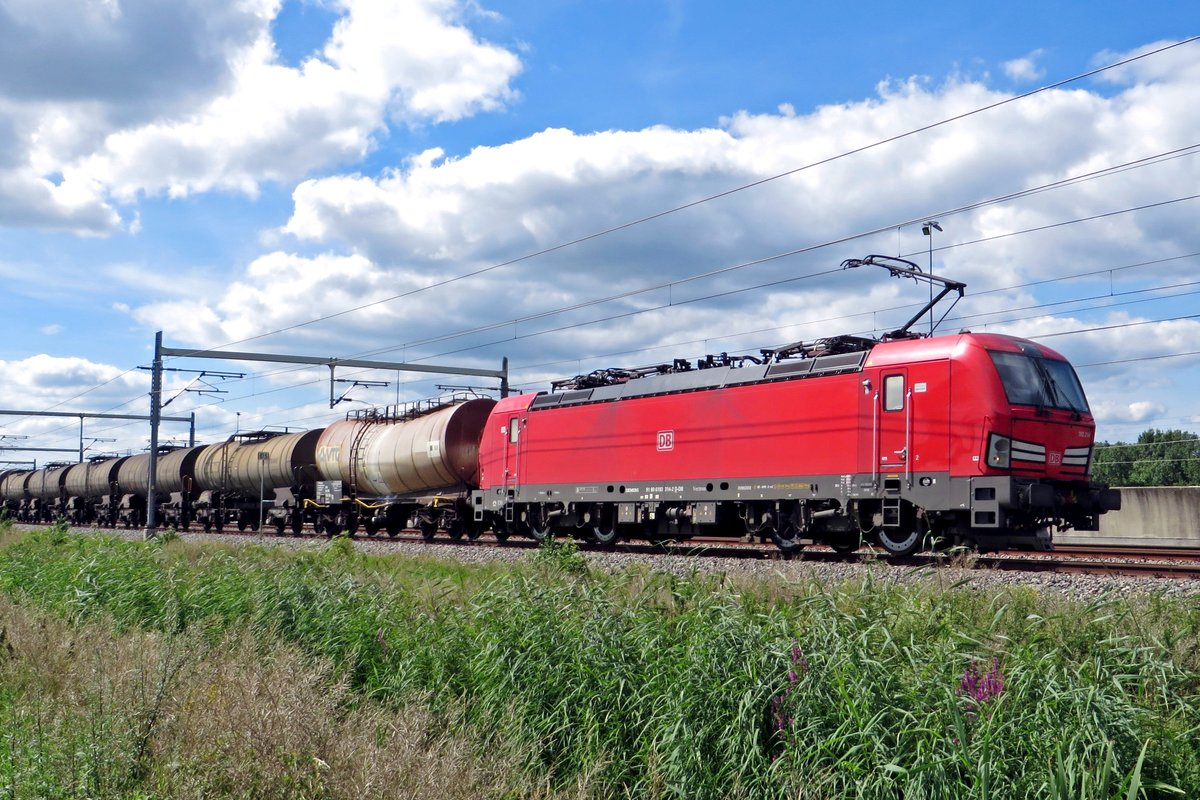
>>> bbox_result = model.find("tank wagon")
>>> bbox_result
[62,456,129,526]
[309,397,495,538]
[13,464,74,522]
[0,470,33,520]
[192,430,324,533]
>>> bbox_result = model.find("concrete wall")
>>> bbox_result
[1057,486,1200,547]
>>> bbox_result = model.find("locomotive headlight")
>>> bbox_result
[987,434,1011,468]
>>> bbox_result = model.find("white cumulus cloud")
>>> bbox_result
[0,0,522,232]
[1003,50,1046,82]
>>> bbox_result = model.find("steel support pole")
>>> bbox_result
[501,357,510,398]
[78,416,84,463]
[145,331,163,539]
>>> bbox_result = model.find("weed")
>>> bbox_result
[155,527,180,545]
[532,535,589,577]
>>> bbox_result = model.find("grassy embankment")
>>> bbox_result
[0,522,1197,799]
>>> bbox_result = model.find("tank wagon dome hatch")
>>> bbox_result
[315,394,496,498]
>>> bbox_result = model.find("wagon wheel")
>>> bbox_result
[363,518,380,537]
[385,524,401,539]
[591,505,620,546]
[273,517,286,536]
[418,519,438,542]
[465,520,483,541]
[202,518,213,533]
[291,514,304,536]
[446,517,465,541]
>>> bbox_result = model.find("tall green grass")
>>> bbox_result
[1,524,1197,798]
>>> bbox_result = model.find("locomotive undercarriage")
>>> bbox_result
[476,471,1120,555]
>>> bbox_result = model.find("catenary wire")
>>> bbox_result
[149,37,1200,361]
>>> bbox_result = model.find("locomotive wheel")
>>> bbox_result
[592,526,619,545]
[466,522,483,541]
[828,533,860,554]
[493,526,510,543]
[526,522,551,542]
[770,524,803,554]
[520,508,552,542]
[446,519,465,541]
[591,506,620,545]
[877,526,921,556]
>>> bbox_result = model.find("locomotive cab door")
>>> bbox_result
[502,412,525,519]
[875,369,911,481]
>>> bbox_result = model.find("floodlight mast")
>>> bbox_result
[841,255,966,339]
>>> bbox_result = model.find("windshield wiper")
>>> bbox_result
[1031,359,1061,416]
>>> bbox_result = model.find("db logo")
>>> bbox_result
[1048,452,1062,465]
[656,430,675,451]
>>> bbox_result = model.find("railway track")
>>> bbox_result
[168,526,1200,581]
[15,521,1200,581]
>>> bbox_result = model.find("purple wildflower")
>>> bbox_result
[770,695,788,731]
[790,641,809,674]
[957,657,1005,706]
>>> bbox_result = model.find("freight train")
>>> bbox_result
[0,258,1121,554]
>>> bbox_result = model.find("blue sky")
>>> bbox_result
[0,0,1197,459]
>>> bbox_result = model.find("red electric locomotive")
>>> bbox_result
[469,256,1120,553]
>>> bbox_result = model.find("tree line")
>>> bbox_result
[1091,428,1200,487]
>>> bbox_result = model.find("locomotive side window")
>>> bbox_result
[884,375,905,411]
[509,417,520,443]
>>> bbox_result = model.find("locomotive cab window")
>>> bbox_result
[883,375,905,411]
[509,417,520,444]
[989,351,1090,413]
